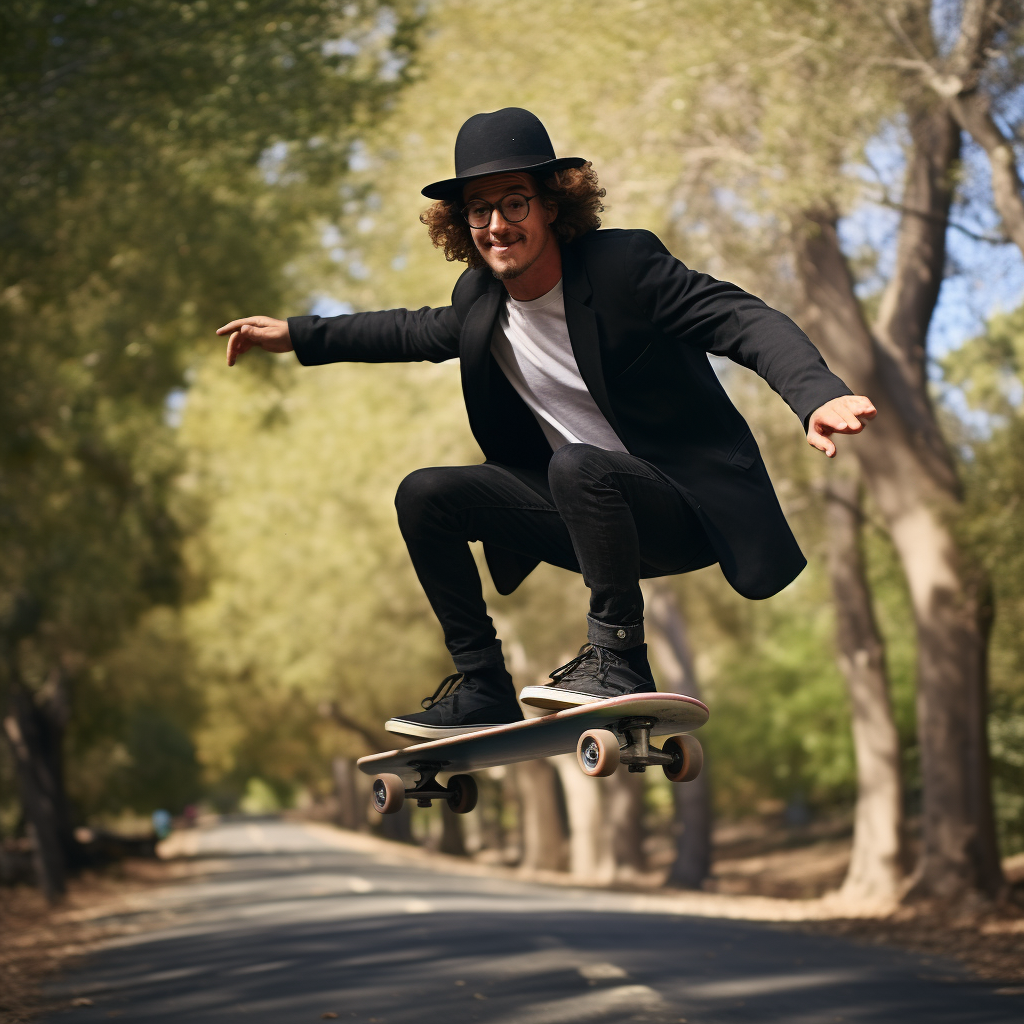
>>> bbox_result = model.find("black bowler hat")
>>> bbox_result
[421,107,586,200]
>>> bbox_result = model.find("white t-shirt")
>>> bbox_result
[490,279,627,453]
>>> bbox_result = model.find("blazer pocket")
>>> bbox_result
[616,342,657,380]
[727,430,758,470]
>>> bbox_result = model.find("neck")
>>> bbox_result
[502,233,563,301]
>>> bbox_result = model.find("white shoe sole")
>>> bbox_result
[518,685,601,711]
[384,719,512,740]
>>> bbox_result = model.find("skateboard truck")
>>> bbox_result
[616,717,674,772]
[371,762,478,816]
[577,718,703,782]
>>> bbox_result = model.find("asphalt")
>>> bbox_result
[43,820,1024,1024]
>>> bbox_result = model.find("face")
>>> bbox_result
[461,172,557,280]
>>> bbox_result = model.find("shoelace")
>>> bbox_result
[420,672,464,710]
[548,644,600,684]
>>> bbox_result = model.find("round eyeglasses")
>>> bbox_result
[461,193,539,229]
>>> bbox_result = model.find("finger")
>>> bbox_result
[226,330,252,366]
[807,432,837,457]
[847,396,877,419]
[819,409,864,434]
[216,316,266,336]
[836,396,877,425]
[813,410,848,432]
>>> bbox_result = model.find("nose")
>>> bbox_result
[488,206,511,233]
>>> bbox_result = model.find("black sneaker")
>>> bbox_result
[519,644,657,711]
[385,670,524,739]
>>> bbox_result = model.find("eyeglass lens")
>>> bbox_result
[463,194,532,228]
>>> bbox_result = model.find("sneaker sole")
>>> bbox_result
[384,719,519,740]
[518,685,602,711]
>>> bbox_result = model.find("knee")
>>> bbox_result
[394,467,453,526]
[547,443,605,496]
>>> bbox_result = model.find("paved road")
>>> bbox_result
[45,820,1023,1023]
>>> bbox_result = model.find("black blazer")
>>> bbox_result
[288,228,851,600]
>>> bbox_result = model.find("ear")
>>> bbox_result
[544,199,558,225]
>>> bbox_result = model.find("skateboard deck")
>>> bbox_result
[358,693,708,813]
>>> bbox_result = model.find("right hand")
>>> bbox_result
[216,316,293,366]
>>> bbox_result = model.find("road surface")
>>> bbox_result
[44,819,1023,1023]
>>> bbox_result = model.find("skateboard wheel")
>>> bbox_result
[372,773,406,814]
[577,729,620,777]
[662,735,702,782]
[446,774,478,814]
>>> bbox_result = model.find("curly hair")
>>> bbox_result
[419,163,606,269]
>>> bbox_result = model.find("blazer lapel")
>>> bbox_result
[561,242,624,439]
[459,279,503,449]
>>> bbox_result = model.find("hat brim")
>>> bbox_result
[421,156,587,201]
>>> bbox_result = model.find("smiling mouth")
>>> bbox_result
[488,238,523,254]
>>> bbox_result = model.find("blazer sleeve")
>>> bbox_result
[287,303,461,366]
[626,230,852,427]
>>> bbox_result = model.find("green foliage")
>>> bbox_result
[942,308,1024,853]
[309,0,902,318]
[239,777,283,815]
[1,0,418,823]
[68,608,203,817]
[6,0,1019,845]
[176,351,480,789]
[234,0,915,819]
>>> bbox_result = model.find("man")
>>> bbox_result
[217,107,875,740]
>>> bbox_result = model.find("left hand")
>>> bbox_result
[806,395,877,458]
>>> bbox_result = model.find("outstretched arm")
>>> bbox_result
[806,395,877,457]
[216,316,292,366]
[627,230,855,428]
[217,303,462,366]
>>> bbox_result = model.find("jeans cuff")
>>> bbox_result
[452,641,504,674]
[587,615,644,650]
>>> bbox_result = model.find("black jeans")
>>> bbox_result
[394,444,717,672]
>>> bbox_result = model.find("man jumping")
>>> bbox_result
[217,107,875,740]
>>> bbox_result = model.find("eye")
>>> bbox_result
[504,197,526,213]
[466,203,490,219]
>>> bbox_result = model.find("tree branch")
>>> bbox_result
[948,89,1024,256]
[875,2,1024,258]
[868,195,1009,244]
[874,103,960,389]
[318,701,393,753]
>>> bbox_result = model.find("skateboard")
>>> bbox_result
[357,693,709,816]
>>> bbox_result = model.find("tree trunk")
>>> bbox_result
[332,757,362,831]
[642,580,712,889]
[515,757,568,872]
[602,769,646,880]
[552,753,614,882]
[823,472,906,905]
[374,801,414,844]
[794,210,1003,899]
[439,802,467,857]
[3,678,67,902]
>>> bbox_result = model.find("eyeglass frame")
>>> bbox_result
[460,193,541,229]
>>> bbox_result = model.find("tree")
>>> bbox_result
[177,356,478,799]
[1,0,416,898]
[942,304,1024,858]
[823,471,906,906]
[643,580,713,890]
[230,0,1023,899]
